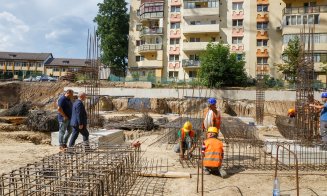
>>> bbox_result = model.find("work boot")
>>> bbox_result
[59,145,65,152]
[219,168,228,178]
[203,168,210,175]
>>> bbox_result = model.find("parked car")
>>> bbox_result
[48,76,57,82]
[35,76,42,82]
[23,76,33,82]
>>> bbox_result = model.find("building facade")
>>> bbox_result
[0,52,110,80]
[128,0,327,82]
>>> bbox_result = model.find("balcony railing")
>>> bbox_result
[182,59,201,67]
[183,24,219,34]
[283,5,327,15]
[140,27,163,36]
[139,12,164,21]
[138,44,163,52]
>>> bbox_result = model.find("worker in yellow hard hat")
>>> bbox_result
[174,121,196,160]
[201,127,227,178]
[287,108,296,118]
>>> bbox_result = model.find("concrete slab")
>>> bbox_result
[51,129,124,146]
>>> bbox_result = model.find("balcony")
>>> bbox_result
[140,27,163,37]
[232,10,244,20]
[182,59,201,68]
[257,0,269,5]
[183,24,219,34]
[138,44,163,53]
[232,27,244,37]
[256,14,269,22]
[256,65,269,73]
[171,0,181,6]
[256,31,269,39]
[256,49,269,57]
[283,5,327,15]
[183,41,219,51]
[137,60,163,68]
[231,44,244,52]
[139,12,164,21]
[170,29,181,38]
[169,46,180,55]
[170,13,181,22]
[183,7,219,17]
[168,61,181,69]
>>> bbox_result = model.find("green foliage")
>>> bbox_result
[94,0,129,77]
[131,72,139,81]
[264,76,284,88]
[199,43,247,87]
[274,36,301,83]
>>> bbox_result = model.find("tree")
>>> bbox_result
[94,0,129,77]
[274,36,301,83]
[199,43,247,87]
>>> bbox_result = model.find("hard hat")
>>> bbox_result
[322,92,327,98]
[208,98,217,105]
[288,108,295,114]
[183,121,192,132]
[207,127,219,134]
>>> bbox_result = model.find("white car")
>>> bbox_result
[23,76,33,82]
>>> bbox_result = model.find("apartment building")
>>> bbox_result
[128,0,327,82]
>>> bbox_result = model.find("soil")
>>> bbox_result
[130,134,327,196]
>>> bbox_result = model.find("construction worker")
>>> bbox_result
[203,98,221,132]
[202,127,227,178]
[310,92,327,149]
[287,108,296,118]
[174,121,196,160]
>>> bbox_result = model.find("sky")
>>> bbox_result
[0,0,130,59]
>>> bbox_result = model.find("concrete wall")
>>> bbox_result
[65,87,323,101]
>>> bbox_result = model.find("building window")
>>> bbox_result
[136,56,144,62]
[190,21,201,25]
[53,68,60,72]
[232,2,243,10]
[62,68,66,72]
[189,71,197,78]
[137,9,140,16]
[257,5,268,12]
[257,39,268,46]
[190,37,200,42]
[169,55,179,61]
[257,57,268,64]
[169,71,178,78]
[232,19,243,27]
[283,34,327,44]
[22,62,27,67]
[313,53,327,63]
[171,6,180,12]
[257,22,268,29]
[237,54,243,61]
[170,38,180,45]
[190,54,200,61]
[63,60,69,64]
[232,37,243,44]
[211,20,217,24]
[14,62,20,67]
[37,63,42,67]
[285,14,319,26]
[170,22,180,29]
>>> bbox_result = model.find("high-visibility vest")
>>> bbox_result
[180,128,195,141]
[203,107,221,130]
[203,138,224,168]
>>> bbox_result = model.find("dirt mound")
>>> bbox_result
[0,102,32,117]
[26,110,58,132]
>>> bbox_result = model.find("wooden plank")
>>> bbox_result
[139,171,191,178]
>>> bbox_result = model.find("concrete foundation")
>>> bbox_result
[51,129,124,146]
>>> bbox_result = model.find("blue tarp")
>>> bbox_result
[127,98,151,110]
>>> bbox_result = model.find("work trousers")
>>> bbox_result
[69,125,89,147]
[58,120,72,146]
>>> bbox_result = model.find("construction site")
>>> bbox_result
[0,30,327,196]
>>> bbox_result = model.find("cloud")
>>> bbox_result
[0,11,29,50]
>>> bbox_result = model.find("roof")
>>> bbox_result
[45,58,87,67]
[0,52,52,61]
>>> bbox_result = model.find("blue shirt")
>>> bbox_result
[321,103,327,121]
[57,95,72,122]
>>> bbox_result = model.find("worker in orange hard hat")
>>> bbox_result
[174,121,196,160]
[201,127,227,178]
[287,108,296,118]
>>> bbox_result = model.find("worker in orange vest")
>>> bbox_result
[174,121,196,160]
[202,127,227,178]
[202,98,221,132]
[287,108,296,118]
